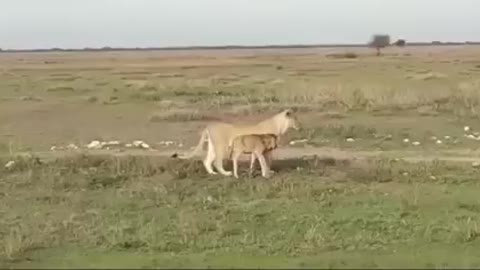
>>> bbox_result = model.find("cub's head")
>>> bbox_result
[262,134,279,150]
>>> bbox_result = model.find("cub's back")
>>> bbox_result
[232,133,278,153]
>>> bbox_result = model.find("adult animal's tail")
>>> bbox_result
[171,129,208,159]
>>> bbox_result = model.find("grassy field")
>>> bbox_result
[2,45,480,268]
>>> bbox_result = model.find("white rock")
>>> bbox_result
[50,146,57,151]
[412,141,421,146]
[436,140,443,144]
[87,140,102,149]
[67,143,79,150]
[132,140,143,147]
[402,172,409,176]
[106,140,120,146]
[403,138,410,143]
[289,139,308,145]
[472,162,480,168]
[464,126,470,132]
[140,142,150,149]
[346,138,355,142]
[4,160,15,169]
[429,175,437,180]
[444,136,451,140]
[466,134,476,139]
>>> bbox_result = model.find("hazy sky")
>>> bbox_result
[1,0,478,49]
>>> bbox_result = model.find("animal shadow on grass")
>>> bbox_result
[168,155,350,179]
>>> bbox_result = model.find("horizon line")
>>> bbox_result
[1,40,479,53]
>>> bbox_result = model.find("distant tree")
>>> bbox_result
[369,34,390,56]
[394,39,406,47]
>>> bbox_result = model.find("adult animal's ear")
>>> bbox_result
[284,109,293,117]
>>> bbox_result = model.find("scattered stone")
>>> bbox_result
[429,175,437,180]
[132,140,144,147]
[412,141,421,146]
[403,138,410,143]
[444,135,451,140]
[465,126,471,132]
[402,172,409,176]
[50,146,57,151]
[472,162,480,168]
[67,143,79,150]
[140,142,150,149]
[346,138,355,142]
[86,140,102,149]
[465,134,480,140]
[436,140,443,144]
[159,140,175,146]
[105,140,121,146]
[4,160,15,169]
[289,139,308,145]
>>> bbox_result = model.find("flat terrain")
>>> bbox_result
[2,45,480,268]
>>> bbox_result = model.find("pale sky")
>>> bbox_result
[0,0,478,49]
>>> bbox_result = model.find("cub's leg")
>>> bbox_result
[248,153,257,177]
[254,151,271,178]
[264,151,275,174]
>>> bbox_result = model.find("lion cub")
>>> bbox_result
[229,133,279,178]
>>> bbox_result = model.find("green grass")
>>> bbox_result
[3,49,480,268]
[2,154,480,268]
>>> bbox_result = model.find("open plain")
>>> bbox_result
[2,45,480,268]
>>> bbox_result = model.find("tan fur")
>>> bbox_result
[229,133,278,178]
[174,109,299,176]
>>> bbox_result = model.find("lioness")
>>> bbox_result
[173,109,299,176]
[229,133,279,178]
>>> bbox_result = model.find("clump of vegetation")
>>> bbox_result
[46,86,75,92]
[149,109,213,122]
[369,34,391,56]
[394,39,406,47]
[326,52,358,59]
